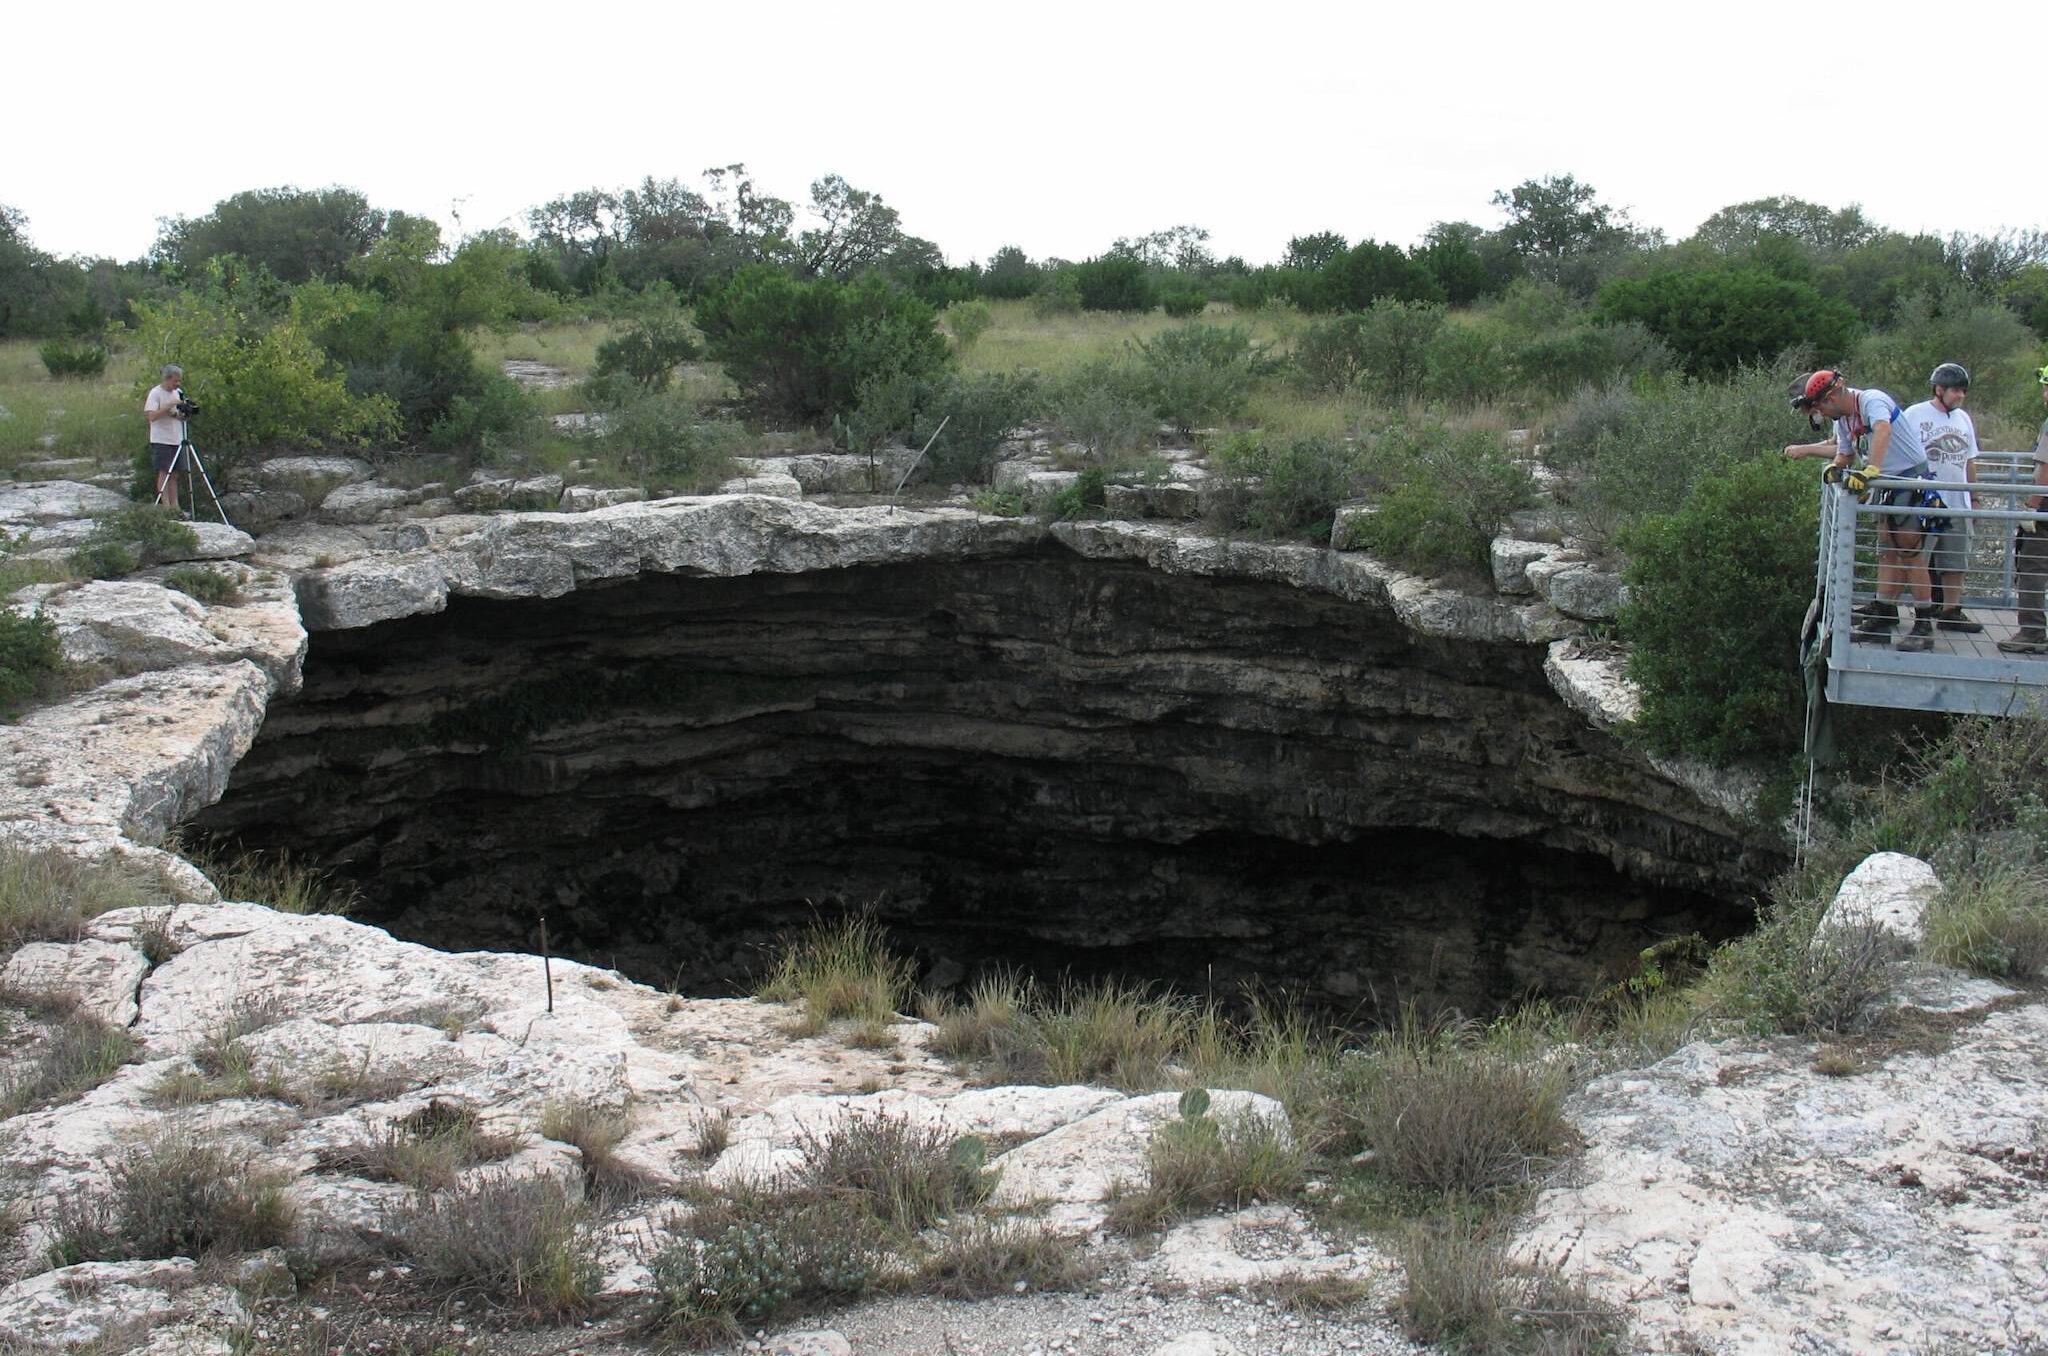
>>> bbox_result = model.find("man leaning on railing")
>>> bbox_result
[1996,363,2048,656]
[1785,369,1938,652]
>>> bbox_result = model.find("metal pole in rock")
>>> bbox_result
[539,914,554,1014]
[893,415,951,496]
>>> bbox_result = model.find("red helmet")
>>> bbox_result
[1791,369,1843,410]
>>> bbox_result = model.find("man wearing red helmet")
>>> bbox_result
[1785,369,1935,651]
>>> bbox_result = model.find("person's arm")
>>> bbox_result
[1782,439,1837,460]
[1863,419,1892,474]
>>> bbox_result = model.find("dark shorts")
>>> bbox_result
[150,442,180,474]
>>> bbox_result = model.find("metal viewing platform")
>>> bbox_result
[1808,453,2048,716]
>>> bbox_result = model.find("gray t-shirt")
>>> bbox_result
[1834,387,1927,474]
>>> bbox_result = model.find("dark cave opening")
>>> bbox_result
[191,552,1767,1017]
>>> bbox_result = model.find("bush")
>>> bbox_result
[70,506,198,579]
[1693,895,1895,1035]
[797,1113,994,1231]
[380,1172,599,1314]
[46,1126,296,1266]
[1618,455,1815,763]
[1051,360,1156,458]
[1599,266,1859,377]
[1550,357,1809,551]
[318,1099,523,1190]
[846,369,1043,484]
[1073,255,1156,313]
[1210,432,1364,542]
[592,310,701,390]
[695,265,952,422]
[0,608,62,717]
[655,1179,891,1340]
[1344,423,1534,575]
[596,386,748,489]
[540,1098,653,1203]
[1424,320,1519,406]
[131,289,399,486]
[1132,323,1263,435]
[756,911,913,1037]
[943,299,994,349]
[38,338,106,378]
[1032,270,1083,317]
[1161,290,1208,320]
[162,566,237,605]
[919,1219,1094,1298]
[1106,1095,1304,1235]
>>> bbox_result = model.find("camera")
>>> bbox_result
[175,397,200,418]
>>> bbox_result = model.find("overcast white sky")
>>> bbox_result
[11,0,2044,267]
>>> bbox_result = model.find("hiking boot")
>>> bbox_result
[1852,618,1895,645]
[1894,620,1935,653]
[1936,609,1984,633]
[1997,630,2048,655]
[1851,599,1897,621]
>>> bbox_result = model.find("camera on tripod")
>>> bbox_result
[175,397,200,418]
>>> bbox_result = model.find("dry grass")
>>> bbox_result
[378,1171,600,1315]
[0,841,156,955]
[796,1112,994,1233]
[320,1099,523,1190]
[45,1123,296,1266]
[540,1097,654,1203]
[756,911,912,1037]
[0,999,140,1116]
[184,843,359,916]
[1396,1214,1625,1354]
[1105,1097,1304,1235]
[0,339,138,467]
[1924,861,2048,979]
[918,1217,1096,1298]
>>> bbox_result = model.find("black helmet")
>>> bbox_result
[1930,362,1970,391]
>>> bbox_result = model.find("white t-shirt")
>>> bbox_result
[1905,399,1977,511]
[145,384,184,446]
[1833,387,1928,475]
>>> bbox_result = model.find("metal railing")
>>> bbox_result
[1813,454,2048,715]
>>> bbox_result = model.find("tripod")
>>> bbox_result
[153,434,232,529]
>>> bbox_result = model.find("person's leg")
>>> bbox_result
[1890,519,1934,651]
[151,444,180,513]
[2013,528,2048,645]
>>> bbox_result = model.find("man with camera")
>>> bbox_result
[143,364,192,515]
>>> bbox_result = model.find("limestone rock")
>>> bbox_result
[247,521,376,571]
[1148,1334,1240,1356]
[732,450,918,495]
[318,482,416,525]
[990,1090,1289,1229]
[1816,852,1939,951]
[14,457,102,481]
[41,581,227,675]
[1526,552,1625,620]
[0,481,129,528]
[454,475,563,512]
[153,521,255,563]
[718,474,803,500]
[766,1332,853,1356]
[1146,1203,1373,1291]
[1491,537,1554,594]
[0,1259,246,1350]
[1516,1004,2048,1355]
[215,488,307,532]
[559,485,647,512]
[298,553,450,630]
[1,939,150,1026]
[255,455,373,505]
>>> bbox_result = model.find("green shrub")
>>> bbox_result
[943,299,994,349]
[70,506,198,580]
[1161,290,1208,320]
[1694,895,1894,1035]
[1106,1101,1304,1235]
[1032,270,1083,317]
[1599,266,1859,377]
[1424,319,1520,406]
[1051,360,1156,458]
[38,338,107,378]
[1073,255,1156,313]
[1618,455,1814,763]
[1210,432,1364,542]
[846,370,1043,484]
[162,565,236,605]
[46,1125,296,1266]
[592,310,701,390]
[695,265,952,422]
[596,386,748,489]
[131,288,399,487]
[380,1173,598,1314]
[1344,423,1534,574]
[1551,357,1809,551]
[1293,314,1375,393]
[1924,862,2048,979]
[0,608,62,717]
[1133,323,1263,435]
[1852,283,2038,423]
[656,1178,891,1339]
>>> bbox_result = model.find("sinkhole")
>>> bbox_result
[191,549,1771,1018]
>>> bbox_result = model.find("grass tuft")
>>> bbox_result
[320,1099,523,1190]
[1396,1213,1625,1354]
[797,1113,995,1233]
[918,1217,1096,1298]
[540,1098,655,1203]
[379,1172,599,1315]
[46,1124,296,1266]
[0,842,154,955]
[1106,1102,1303,1235]
[1924,861,2048,979]
[756,911,912,1036]
[185,843,359,916]
[0,999,140,1116]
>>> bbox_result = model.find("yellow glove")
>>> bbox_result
[1842,465,1877,495]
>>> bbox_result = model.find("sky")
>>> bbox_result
[11,0,2045,268]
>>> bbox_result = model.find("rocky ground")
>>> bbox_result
[1,454,2044,1353]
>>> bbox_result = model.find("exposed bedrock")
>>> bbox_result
[195,548,1772,1014]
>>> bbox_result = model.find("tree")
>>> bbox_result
[155,186,391,284]
[1411,224,1493,306]
[1073,255,1156,312]
[1491,175,1651,297]
[1282,232,1348,273]
[1325,239,1443,311]
[794,175,933,281]
[1690,197,1879,256]
[981,246,1041,299]
[1597,267,1859,376]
